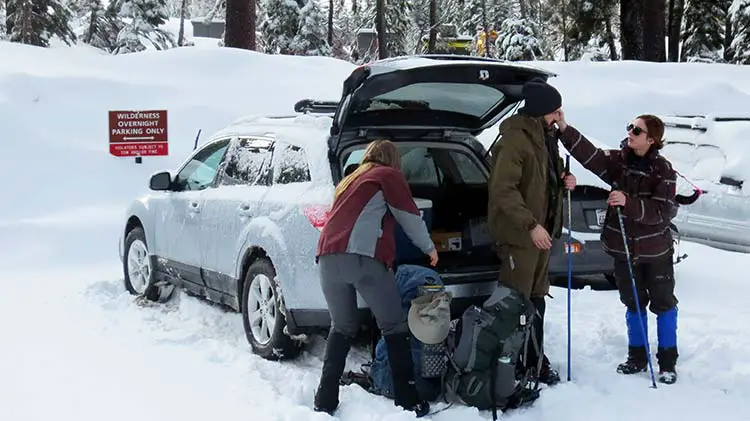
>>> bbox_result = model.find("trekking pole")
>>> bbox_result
[565,155,572,382]
[611,182,657,389]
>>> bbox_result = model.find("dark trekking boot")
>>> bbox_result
[539,355,561,385]
[527,296,559,385]
[617,346,648,374]
[384,332,430,418]
[314,330,352,415]
[657,308,678,385]
[656,347,678,385]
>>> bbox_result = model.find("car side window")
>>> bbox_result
[274,143,312,184]
[218,137,274,186]
[450,150,486,184]
[173,139,230,192]
[400,147,441,186]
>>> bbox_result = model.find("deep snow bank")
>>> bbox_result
[0,41,355,268]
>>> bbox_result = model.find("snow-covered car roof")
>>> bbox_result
[207,114,334,185]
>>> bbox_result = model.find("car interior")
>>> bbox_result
[341,142,501,273]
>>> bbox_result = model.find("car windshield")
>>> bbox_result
[351,82,506,118]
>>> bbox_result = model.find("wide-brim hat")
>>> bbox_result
[407,291,452,345]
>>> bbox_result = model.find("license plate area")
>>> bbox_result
[595,209,607,226]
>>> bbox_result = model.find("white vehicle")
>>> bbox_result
[660,114,750,253]
[118,55,613,361]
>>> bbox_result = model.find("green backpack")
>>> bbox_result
[443,284,543,420]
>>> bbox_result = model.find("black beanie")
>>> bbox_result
[519,78,562,118]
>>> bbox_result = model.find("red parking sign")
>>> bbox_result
[109,110,168,157]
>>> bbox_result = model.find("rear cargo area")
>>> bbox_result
[395,183,501,275]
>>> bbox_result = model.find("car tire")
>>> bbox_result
[123,227,175,303]
[241,258,303,361]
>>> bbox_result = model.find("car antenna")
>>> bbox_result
[193,129,202,150]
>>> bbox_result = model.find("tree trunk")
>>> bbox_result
[620,0,645,60]
[643,0,666,61]
[376,0,387,58]
[178,0,188,46]
[724,2,733,62]
[428,0,437,53]
[561,0,568,60]
[482,0,489,57]
[605,18,617,60]
[667,0,684,63]
[224,0,252,49]
[249,0,256,50]
[328,0,334,46]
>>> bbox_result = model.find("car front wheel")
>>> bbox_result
[123,227,174,303]
[241,258,303,360]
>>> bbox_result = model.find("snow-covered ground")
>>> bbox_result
[2,40,750,421]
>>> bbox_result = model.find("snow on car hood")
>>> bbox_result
[703,119,750,193]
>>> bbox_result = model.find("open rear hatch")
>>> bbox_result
[320,57,557,286]
[328,55,557,152]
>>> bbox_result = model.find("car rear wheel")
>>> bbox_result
[123,227,175,303]
[241,258,303,360]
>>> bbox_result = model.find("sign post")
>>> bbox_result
[109,110,169,163]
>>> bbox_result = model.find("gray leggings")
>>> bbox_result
[318,253,407,338]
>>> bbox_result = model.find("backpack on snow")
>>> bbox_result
[443,284,544,420]
[340,265,446,402]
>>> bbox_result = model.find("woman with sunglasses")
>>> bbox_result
[553,112,680,385]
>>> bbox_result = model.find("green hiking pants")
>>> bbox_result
[497,244,550,299]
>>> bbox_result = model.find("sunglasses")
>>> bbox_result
[627,124,647,136]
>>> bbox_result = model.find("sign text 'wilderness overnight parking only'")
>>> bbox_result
[109,110,168,157]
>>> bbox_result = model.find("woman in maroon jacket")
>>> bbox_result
[313,139,438,417]
[555,113,680,385]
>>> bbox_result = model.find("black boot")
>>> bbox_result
[383,332,430,417]
[656,347,678,384]
[314,330,352,414]
[529,296,560,386]
[617,346,648,374]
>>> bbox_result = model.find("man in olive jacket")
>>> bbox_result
[488,78,576,385]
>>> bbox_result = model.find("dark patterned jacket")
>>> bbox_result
[559,126,678,263]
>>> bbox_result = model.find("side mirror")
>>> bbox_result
[149,171,173,191]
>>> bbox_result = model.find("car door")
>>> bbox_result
[159,138,230,286]
[200,136,275,294]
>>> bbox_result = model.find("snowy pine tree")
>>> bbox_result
[331,0,356,59]
[260,0,300,54]
[680,0,727,62]
[6,0,77,47]
[562,0,618,60]
[384,0,412,56]
[290,0,331,55]
[79,0,123,52]
[114,0,176,53]
[729,0,750,63]
[459,0,484,35]
[495,15,542,60]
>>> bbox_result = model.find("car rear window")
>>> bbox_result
[341,144,486,187]
[350,82,506,118]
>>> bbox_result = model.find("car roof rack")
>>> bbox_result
[294,99,340,114]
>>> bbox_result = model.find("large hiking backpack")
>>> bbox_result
[443,284,543,419]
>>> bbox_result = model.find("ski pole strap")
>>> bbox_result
[675,170,706,194]
[565,154,570,175]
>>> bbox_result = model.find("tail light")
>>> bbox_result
[303,205,330,231]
